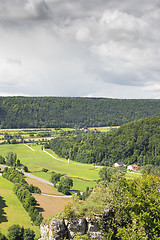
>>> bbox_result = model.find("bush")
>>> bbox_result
[23,166,28,172]
[7,224,23,240]
[23,228,35,240]
[7,225,35,240]
[41,168,48,173]
[0,232,7,240]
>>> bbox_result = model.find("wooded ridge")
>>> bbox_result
[48,116,160,166]
[0,97,160,128]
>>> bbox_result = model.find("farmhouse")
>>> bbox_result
[127,164,139,171]
[114,162,125,167]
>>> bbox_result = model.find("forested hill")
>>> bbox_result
[49,116,160,166]
[1,97,160,128]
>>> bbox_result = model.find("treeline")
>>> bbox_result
[0,152,28,172]
[1,97,160,128]
[49,116,160,166]
[0,224,35,240]
[2,168,43,226]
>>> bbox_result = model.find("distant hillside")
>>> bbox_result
[1,97,160,128]
[49,116,160,166]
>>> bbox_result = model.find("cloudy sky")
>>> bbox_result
[0,0,160,98]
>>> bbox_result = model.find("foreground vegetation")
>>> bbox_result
[1,97,160,128]
[60,174,160,239]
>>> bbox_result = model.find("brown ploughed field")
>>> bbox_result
[33,194,71,218]
[26,178,63,195]
[26,178,71,218]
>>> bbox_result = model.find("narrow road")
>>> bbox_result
[24,171,54,186]
[43,149,67,163]
[43,149,103,167]
[0,165,72,198]
[0,164,54,186]
[41,193,71,198]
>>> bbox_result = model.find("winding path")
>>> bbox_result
[24,144,35,151]
[0,165,72,198]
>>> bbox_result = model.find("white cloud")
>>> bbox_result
[75,27,91,42]
[0,0,160,98]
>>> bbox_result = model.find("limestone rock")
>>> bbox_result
[40,217,104,239]
[49,219,67,240]
[86,218,103,240]
[67,218,87,239]
[40,219,67,240]
[39,224,49,240]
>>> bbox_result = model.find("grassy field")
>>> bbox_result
[88,126,119,132]
[0,143,99,192]
[125,172,141,179]
[0,143,141,190]
[0,127,119,141]
[0,128,56,140]
[0,176,40,238]
[0,144,100,181]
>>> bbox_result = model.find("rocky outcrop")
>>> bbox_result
[39,217,104,240]
[40,219,68,240]
[66,218,87,239]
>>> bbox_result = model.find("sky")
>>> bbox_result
[0,0,160,98]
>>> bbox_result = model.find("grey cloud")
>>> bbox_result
[0,0,52,28]
[7,58,22,66]
[0,0,160,98]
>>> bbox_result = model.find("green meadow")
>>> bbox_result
[0,143,140,192]
[125,172,141,179]
[89,126,119,132]
[0,176,40,238]
[0,144,99,191]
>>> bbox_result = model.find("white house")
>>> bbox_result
[114,162,125,167]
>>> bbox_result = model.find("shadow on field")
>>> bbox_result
[0,196,8,223]
[35,204,44,213]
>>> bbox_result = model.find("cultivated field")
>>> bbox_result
[26,178,71,219]
[33,194,71,219]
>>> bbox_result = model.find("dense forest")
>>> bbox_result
[48,116,160,166]
[1,97,160,128]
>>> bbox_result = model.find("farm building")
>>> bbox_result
[114,162,125,167]
[127,164,139,171]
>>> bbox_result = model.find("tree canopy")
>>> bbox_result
[1,97,160,128]
[49,116,160,166]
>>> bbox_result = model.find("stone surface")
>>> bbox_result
[49,219,67,240]
[40,219,67,240]
[86,218,102,239]
[40,224,49,240]
[40,217,104,239]
[67,218,87,238]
